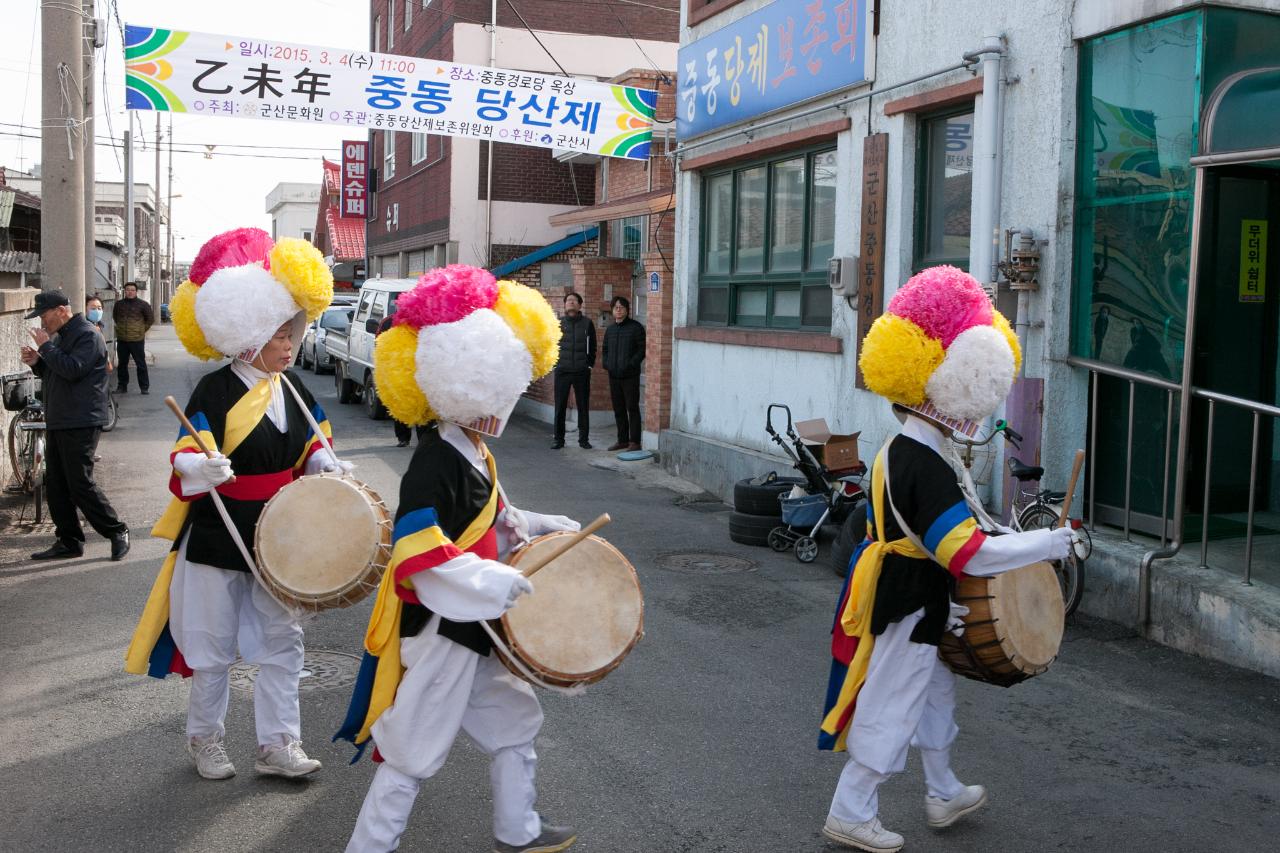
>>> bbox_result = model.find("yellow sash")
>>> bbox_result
[353,450,501,746]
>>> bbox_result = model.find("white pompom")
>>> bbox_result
[415,309,533,423]
[925,325,1015,421]
[196,264,301,357]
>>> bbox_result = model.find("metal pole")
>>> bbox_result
[166,115,174,304]
[123,124,133,285]
[82,2,96,298]
[969,36,1003,287]
[484,0,497,268]
[1089,370,1098,532]
[1243,411,1259,585]
[1161,390,1174,547]
[1198,399,1214,568]
[152,112,161,300]
[1124,380,1134,540]
[40,0,86,303]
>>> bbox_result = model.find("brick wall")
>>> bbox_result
[513,236,600,406]
[451,0,678,42]
[478,143,596,206]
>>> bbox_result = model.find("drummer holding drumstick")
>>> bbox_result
[336,265,581,853]
[124,228,345,781]
[818,268,1078,853]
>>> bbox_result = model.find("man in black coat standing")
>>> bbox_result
[551,292,596,450]
[602,296,646,451]
[20,290,130,561]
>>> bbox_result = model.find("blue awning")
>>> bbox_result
[489,226,598,278]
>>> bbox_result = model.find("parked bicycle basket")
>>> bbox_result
[780,493,828,527]
[2,373,35,412]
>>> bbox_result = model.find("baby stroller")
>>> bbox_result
[763,404,866,563]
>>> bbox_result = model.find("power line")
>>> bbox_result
[0,121,344,154]
[0,129,328,162]
[504,0,569,77]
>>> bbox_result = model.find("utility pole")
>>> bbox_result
[82,2,97,297]
[123,122,133,286]
[166,115,174,302]
[40,0,86,305]
[152,112,161,301]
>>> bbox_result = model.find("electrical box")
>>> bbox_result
[828,256,858,295]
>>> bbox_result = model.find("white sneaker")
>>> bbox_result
[187,734,235,780]
[255,739,321,778]
[925,784,988,828]
[822,815,904,852]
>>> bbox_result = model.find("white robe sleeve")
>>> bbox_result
[962,528,1063,577]
[409,553,524,622]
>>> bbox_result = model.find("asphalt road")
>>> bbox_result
[2,327,1277,853]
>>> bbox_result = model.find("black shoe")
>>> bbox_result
[31,540,84,561]
[110,529,131,561]
[579,441,593,450]
[550,441,565,450]
[140,389,150,395]
[116,386,127,394]
[494,823,577,853]
[396,439,410,447]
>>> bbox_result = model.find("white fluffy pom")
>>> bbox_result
[195,263,301,357]
[415,308,533,423]
[924,325,1016,421]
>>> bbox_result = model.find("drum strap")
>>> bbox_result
[478,622,587,696]
[879,444,939,564]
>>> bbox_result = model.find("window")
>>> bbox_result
[388,0,396,49]
[411,132,428,164]
[369,291,390,325]
[374,15,381,52]
[302,229,313,243]
[697,145,836,330]
[321,309,349,331]
[914,108,974,271]
[611,215,646,267]
[355,289,376,323]
[541,261,573,289]
[384,130,396,179]
[405,0,412,30]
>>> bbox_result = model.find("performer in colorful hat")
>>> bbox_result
[125,227,344,781]
[818,266,1077,852]
[336,265,581,853]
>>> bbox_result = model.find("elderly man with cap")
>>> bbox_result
[20,289,130,561]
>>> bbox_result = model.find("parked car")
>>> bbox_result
[325,278,416,419]
[298,306,352,373]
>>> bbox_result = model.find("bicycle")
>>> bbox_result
[3,372,46,524]
[101,385,119,432]
[951,420,1087,617]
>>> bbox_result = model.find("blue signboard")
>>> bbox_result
[677,0,873,140]
[649,271,661,292]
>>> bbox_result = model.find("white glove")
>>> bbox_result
[527,512,581,536]
[500,506,532,545]
[173,452,234,495]
[946,602,971,637]
[305,449,354,476]
[505,575,534,610]
[1047,526,1076,561]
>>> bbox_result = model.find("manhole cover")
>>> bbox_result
[230,649,362,694]
[655,551,756,573]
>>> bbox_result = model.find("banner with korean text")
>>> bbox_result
[340,141,369,219]
[676,0,874,140]
[124,25,657,160]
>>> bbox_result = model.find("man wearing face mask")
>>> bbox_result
[20,290,130,561]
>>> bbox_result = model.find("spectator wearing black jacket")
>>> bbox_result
[112,281,153,394]
[602,296,646,451]
[551,292,596,450]
[20,290,130,561]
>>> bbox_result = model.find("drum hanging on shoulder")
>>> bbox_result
[938,561,1064,687]
[496,532,644,688]
[254,473,392,612]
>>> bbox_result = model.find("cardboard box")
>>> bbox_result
[795,419,862,472]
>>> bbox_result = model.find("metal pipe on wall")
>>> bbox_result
[484,0,497,268]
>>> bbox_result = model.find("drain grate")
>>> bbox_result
[230,649,362,694]
[655,551,757,574]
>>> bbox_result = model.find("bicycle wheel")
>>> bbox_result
[102,393,119,432]
[1017,504,1084,616]
[30,432,45,524]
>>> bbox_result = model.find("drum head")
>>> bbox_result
[256,475,385,598]
[991,561,1064,670]
[505,533,643,681]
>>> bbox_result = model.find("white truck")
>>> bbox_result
[324,278,417,420]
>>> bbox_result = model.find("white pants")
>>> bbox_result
[829,609,967,824]
[169,535,304,747]
[346,615,544,852]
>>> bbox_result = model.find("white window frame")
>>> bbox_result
[384,129,397,179]
[405,0,413,30]
[388,0,396,49]
[374,15,381,52]
[411,132,428,164]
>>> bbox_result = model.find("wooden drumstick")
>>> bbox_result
[520,513,611,579]
[164,395,236,483]
[1057,449,1086,529]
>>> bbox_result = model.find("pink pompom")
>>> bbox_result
[395,264,499,328]
[887,265,993,348]
[190,228,274,285]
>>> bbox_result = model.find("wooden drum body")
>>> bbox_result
[938,561,1065,687]
[254,474,392,612]
[498,532,644,688]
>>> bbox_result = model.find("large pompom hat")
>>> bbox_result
[172,226,333,361]
[859,265,1021,437]
[374,264,561,436]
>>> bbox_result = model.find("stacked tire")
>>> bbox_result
[728,474,805,547]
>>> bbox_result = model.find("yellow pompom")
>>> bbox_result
[492,280,561,379]
[172,280,224,361]
[374,324,436,426]
[267,238,333,321]
[859,314,944,406]
[991,309,1022,375]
